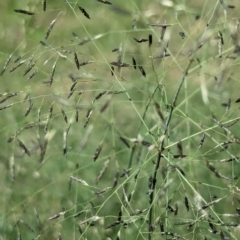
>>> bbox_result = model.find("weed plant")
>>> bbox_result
[1,0,240,239]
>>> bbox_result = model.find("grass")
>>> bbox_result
[1,0,240,239]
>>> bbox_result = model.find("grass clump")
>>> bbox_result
[1,0,240,239]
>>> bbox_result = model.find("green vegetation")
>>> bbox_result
[1,0,240,239]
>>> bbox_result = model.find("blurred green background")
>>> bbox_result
[1,0,240,239]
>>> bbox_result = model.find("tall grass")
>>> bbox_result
[1,0,240,239]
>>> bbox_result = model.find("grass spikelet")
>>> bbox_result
[78,5,90,19]
[48,208,66,220]
[70,176,89,186]
[17,138,31,156]
[49,61,57,86]
[132,57,136,69]
[9,60,26,73]
[74,51,80,70]
[9,155,15,181]
[27,70,38,80]
[44,103,54,134]
[61,108,68,123]
[14,9,34,15]
[63,124,71,156]
[96,158,110,184]
[100,96,111,112]
[119,136,130,148]
[0,91,22,104]
[45,18,57,40]
[149,34,152,47]
[0,54,13,75]
[78,125,93,152]
[43,0,46,12]
[0,103,14,111]
[25,95,33,117]
[97,0,112,4]
[138,65,146,77]
[23,61,36,76]
[84,108,93,128]
[133,38,148,43]
[93,142,103,162]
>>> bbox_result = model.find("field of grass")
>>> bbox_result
[1,0,240,239]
